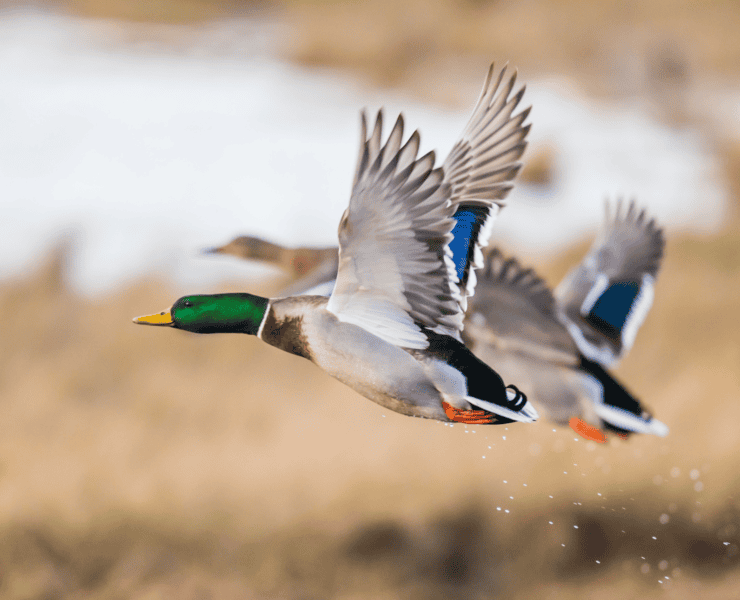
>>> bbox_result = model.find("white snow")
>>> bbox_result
[0,9,729,295]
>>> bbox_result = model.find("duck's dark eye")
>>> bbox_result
[184,301,193,308]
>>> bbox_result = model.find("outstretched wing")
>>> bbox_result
[554,199,665,366]
[327,111,462,349]
[443,64,530,309]
[465,248,579,365]
[209,65,530,322]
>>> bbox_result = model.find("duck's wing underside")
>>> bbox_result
[443,64,530,310]
[554,199,665,367]
[466,248,579,366]
[327,110,463,349]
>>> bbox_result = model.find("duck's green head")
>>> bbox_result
[133,293,269,335]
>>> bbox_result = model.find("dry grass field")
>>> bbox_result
[1,212,738,598]
[49,0,740,103]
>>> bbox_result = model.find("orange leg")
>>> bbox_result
[569,417,606,443]
[442,401,496,424]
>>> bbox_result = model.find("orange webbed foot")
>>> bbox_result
[569,417,607,443]
[443,401,496,424]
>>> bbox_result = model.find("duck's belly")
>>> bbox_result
[474,344,585,425]
[306,316,450,420]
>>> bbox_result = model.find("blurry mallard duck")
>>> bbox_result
[135,64,539,426]
[464,200,668,441]
[205,237,339,297]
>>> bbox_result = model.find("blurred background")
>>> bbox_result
[1,0,739,598]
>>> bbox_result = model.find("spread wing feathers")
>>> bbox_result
[442,63,531,308]
[554,199,665,367]
[327,110,463,349]
[444,64,531,205]
[465,249,578,364]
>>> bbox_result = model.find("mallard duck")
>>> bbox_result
[134,64,538,426]
[205,200,669,441]
[463,200,668,441]
[203,237,339,297]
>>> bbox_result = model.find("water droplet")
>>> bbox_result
[670,467,680,478]
[659,560,668,571]
[574,525,579,529]
[641,564,651,574]
[694,481,704,492]
[659,514,670,524]
[690,469,700,480]
[652,536,657,540]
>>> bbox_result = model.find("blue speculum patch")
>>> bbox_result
[449,208,480,281]
[588,281,640,335]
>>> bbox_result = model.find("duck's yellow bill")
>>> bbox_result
[133,309,173,326]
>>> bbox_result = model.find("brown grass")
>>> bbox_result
[63,0,235,23]
[17,0,740,104]
[280,0,740,99]
[1,217,738,597]
[519,145,556,187]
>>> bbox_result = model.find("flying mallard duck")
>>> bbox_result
[464,200,668,442]
[134,64,538,426]
[211,200,668,441]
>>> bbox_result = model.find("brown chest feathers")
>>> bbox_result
[259,307,313,360]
